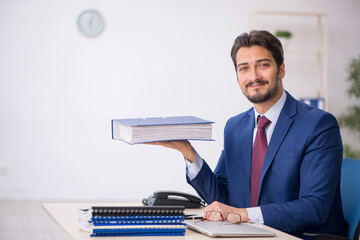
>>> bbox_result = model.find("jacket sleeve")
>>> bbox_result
[186,150,230,205]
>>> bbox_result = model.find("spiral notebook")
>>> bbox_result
[79,223,186,237]
[76,206,186,237]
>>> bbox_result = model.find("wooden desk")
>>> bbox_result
[42,203,301,240]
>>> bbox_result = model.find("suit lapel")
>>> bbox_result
[242,109,255,189]
[260,92,297,188]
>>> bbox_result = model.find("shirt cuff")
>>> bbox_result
[185,151,204,180]
[246,207,264,224]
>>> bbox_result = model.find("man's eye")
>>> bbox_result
[238,66,248,72]
[259,63,269,68]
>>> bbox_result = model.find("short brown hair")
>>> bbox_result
[230,30,284,69]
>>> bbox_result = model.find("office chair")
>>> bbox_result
[304,158,360,240]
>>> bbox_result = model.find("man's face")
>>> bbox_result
[235,45,285,104]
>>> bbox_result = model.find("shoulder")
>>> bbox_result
[284,95,341,148]
[284,92,338,126]
[226,108,253,125]
[295,100,338,127]
[223,108,253,134]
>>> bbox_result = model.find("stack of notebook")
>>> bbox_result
[76,206,186,237]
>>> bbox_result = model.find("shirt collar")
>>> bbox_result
[254,91,287,126]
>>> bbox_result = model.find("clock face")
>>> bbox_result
[77,10,105,38]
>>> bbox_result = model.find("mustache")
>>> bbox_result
[246,79,269,88]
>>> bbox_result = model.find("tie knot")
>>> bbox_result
[257,116,271,129]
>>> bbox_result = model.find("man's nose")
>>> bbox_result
[248,68,261,81]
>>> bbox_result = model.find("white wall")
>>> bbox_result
[1,0,359,201]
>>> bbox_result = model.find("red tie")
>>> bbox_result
[251,116,271,207]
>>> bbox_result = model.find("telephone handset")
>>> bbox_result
[142,191,206,209]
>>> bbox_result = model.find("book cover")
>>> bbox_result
[112,116,214,126]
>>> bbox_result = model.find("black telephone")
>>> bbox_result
[142,191,206,209]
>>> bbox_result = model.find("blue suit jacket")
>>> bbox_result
[187,92,346,238]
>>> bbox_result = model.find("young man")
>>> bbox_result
[149,30,346,239]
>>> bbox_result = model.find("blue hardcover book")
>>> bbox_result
[111,116,214,144]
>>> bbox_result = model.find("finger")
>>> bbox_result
[203,202,221,220]
[144,141,172,147]
[206,211,222,221]
[226,212,241,223]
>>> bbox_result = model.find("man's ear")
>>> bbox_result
[279,62,285,79]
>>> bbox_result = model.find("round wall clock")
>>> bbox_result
[77,9,105,38]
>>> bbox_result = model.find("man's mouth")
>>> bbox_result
[246,80,268,89]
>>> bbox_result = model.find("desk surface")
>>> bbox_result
[42,202,301,240]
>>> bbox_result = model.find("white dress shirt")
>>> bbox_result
[185,91,287,224]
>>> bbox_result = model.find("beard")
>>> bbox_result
[244,79,280,104]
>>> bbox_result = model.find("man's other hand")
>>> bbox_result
[203,201,250,223]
